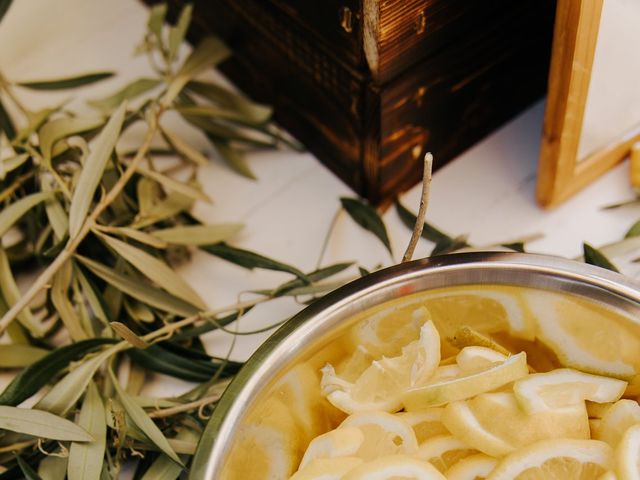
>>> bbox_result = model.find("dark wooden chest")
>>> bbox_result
[163,0,556,204]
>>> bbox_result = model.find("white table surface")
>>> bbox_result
[2,0,640,398]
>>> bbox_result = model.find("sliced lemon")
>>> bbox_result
[396,408,448,443]
[443,392,590,457]
[339,411,418,460]
[402,352,528,410]
[290,457,363,480]
[342,455,447,480]
[513,368,627,414]
[599,472,619,480]
[615,423,640,480]
[322,322,440,414]
[298,427,364,469]
[487,439,613,480]
[456,346,507,371]
[525,290,640,378]
[415,434,479,473]
[335,346,376,382]
[273,362,332,443]
[594,400,640,448]
[444,453,498,480]
[588,401,615,419]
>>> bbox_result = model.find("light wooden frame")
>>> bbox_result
[537,0,640,207]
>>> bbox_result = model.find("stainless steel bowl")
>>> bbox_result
[190,252,640,479]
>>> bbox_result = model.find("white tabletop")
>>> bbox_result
[2,0,639,397]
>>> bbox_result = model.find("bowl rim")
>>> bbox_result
[190,251,640,479]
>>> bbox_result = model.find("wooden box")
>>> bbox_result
[162,0,556,204]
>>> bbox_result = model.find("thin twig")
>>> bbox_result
[0,112,160,336]
[148,393,223,418]
[402,153,433,262]
[0,170,36,203]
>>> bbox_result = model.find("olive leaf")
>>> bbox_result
[110,322,149,349]
[163,37,231,105]
[625,219,640,239]
[0,344,48,368]
[160,126,208,165]
[395,199,454,245]
[68,101,127,238]
[14,106,59,143]
[141,428,198,480]
[186,80,272,124]
[201,242,309,282]
[97,232,206,310]
[0,153,29,179]
[109,370,183,466]
[147,4,167,47]
[35,348,114,416]
[0,0,13,24]
[76,255,198,317]
[131,189,194,229]
[583,243,619,273]
[0,97,16,140]
[271,262,354,296]
[67,382,106,480]
[74,266,110,326]
[212,139,256,179]
[15,456,42,480]
[341,197,392,255]
[94,225,168,249]
[38,455,68,480]
[152,223,243,246]
[0,338,113,406]
[17,72,114,91]
[0,406,92,441]
[168,4,192,61]
[0,191,51,238]
[136,165,211,203]
[88,78,161,111]
[38,117,104,163]
[123,298,155,323]
[51,260,89,341]
[40,176,68,240]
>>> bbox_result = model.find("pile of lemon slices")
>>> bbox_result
[288,290,640,479]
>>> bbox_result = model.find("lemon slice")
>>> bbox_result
[615,423,640,480]
[298,427,364,469]
[487,439,613,480]
[402,352,528,410]
[342,455,447,480]
[525,291,640,378]
[322,322,440,414]
[415,434,479,472]
[594,400,640,448]
[588,401,615,419]
[290,457,363,480]
[444,453,498,480]
[456,346,507,371]
[513,368,627,414]
[396,408,448,443]
[443,392,590,457]
[598,472,619,480]
[339,411,418,460]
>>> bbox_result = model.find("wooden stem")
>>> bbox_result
[402,152,433,262]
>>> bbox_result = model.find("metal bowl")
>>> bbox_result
[190,252,640,479]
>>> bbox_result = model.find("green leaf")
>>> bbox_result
[168,4,193,61]
[36,348,114,416]
[163,37,231,105]
[0,338,112,406]
[68,101,127,238]
[74,266,110,326]
[160,126,208,165]
[17,72,114,91]
[110,322,149,349]
[39,117,104,163]
[0,344,48,368]
[583,243,619,273]
[97,233,206,310]
[212,139,256,179]
[625,219,640,238]
[0,246,44,337]
[0,191,51,238]
[175,104,269,126]
[170,310,244,341]
[95,226,167,249]
[0,406,92,441]
[201,242,309,281]
[88,78,161,111]
[76,255,198,317]
[395,199,454,245]
[148,4,167,46]
[132,189,194,229]
[431,235,468,256]
[283,280,347,297]
[152,223,242,246]
[15,455,42,480]
[51,260,89,341]
[136,165,211,203]
[14,106,58,143]
[0,97,16,140]
[341,197,392,255]
[0,153,29,180]
[123,298,155,323]
[38,455,68,480]
[273,262,353,296]
[0,0,13,25]
[40,177,69,241]
[186,80,272,123]
[109,370,183,466]
[67,382,106,480]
